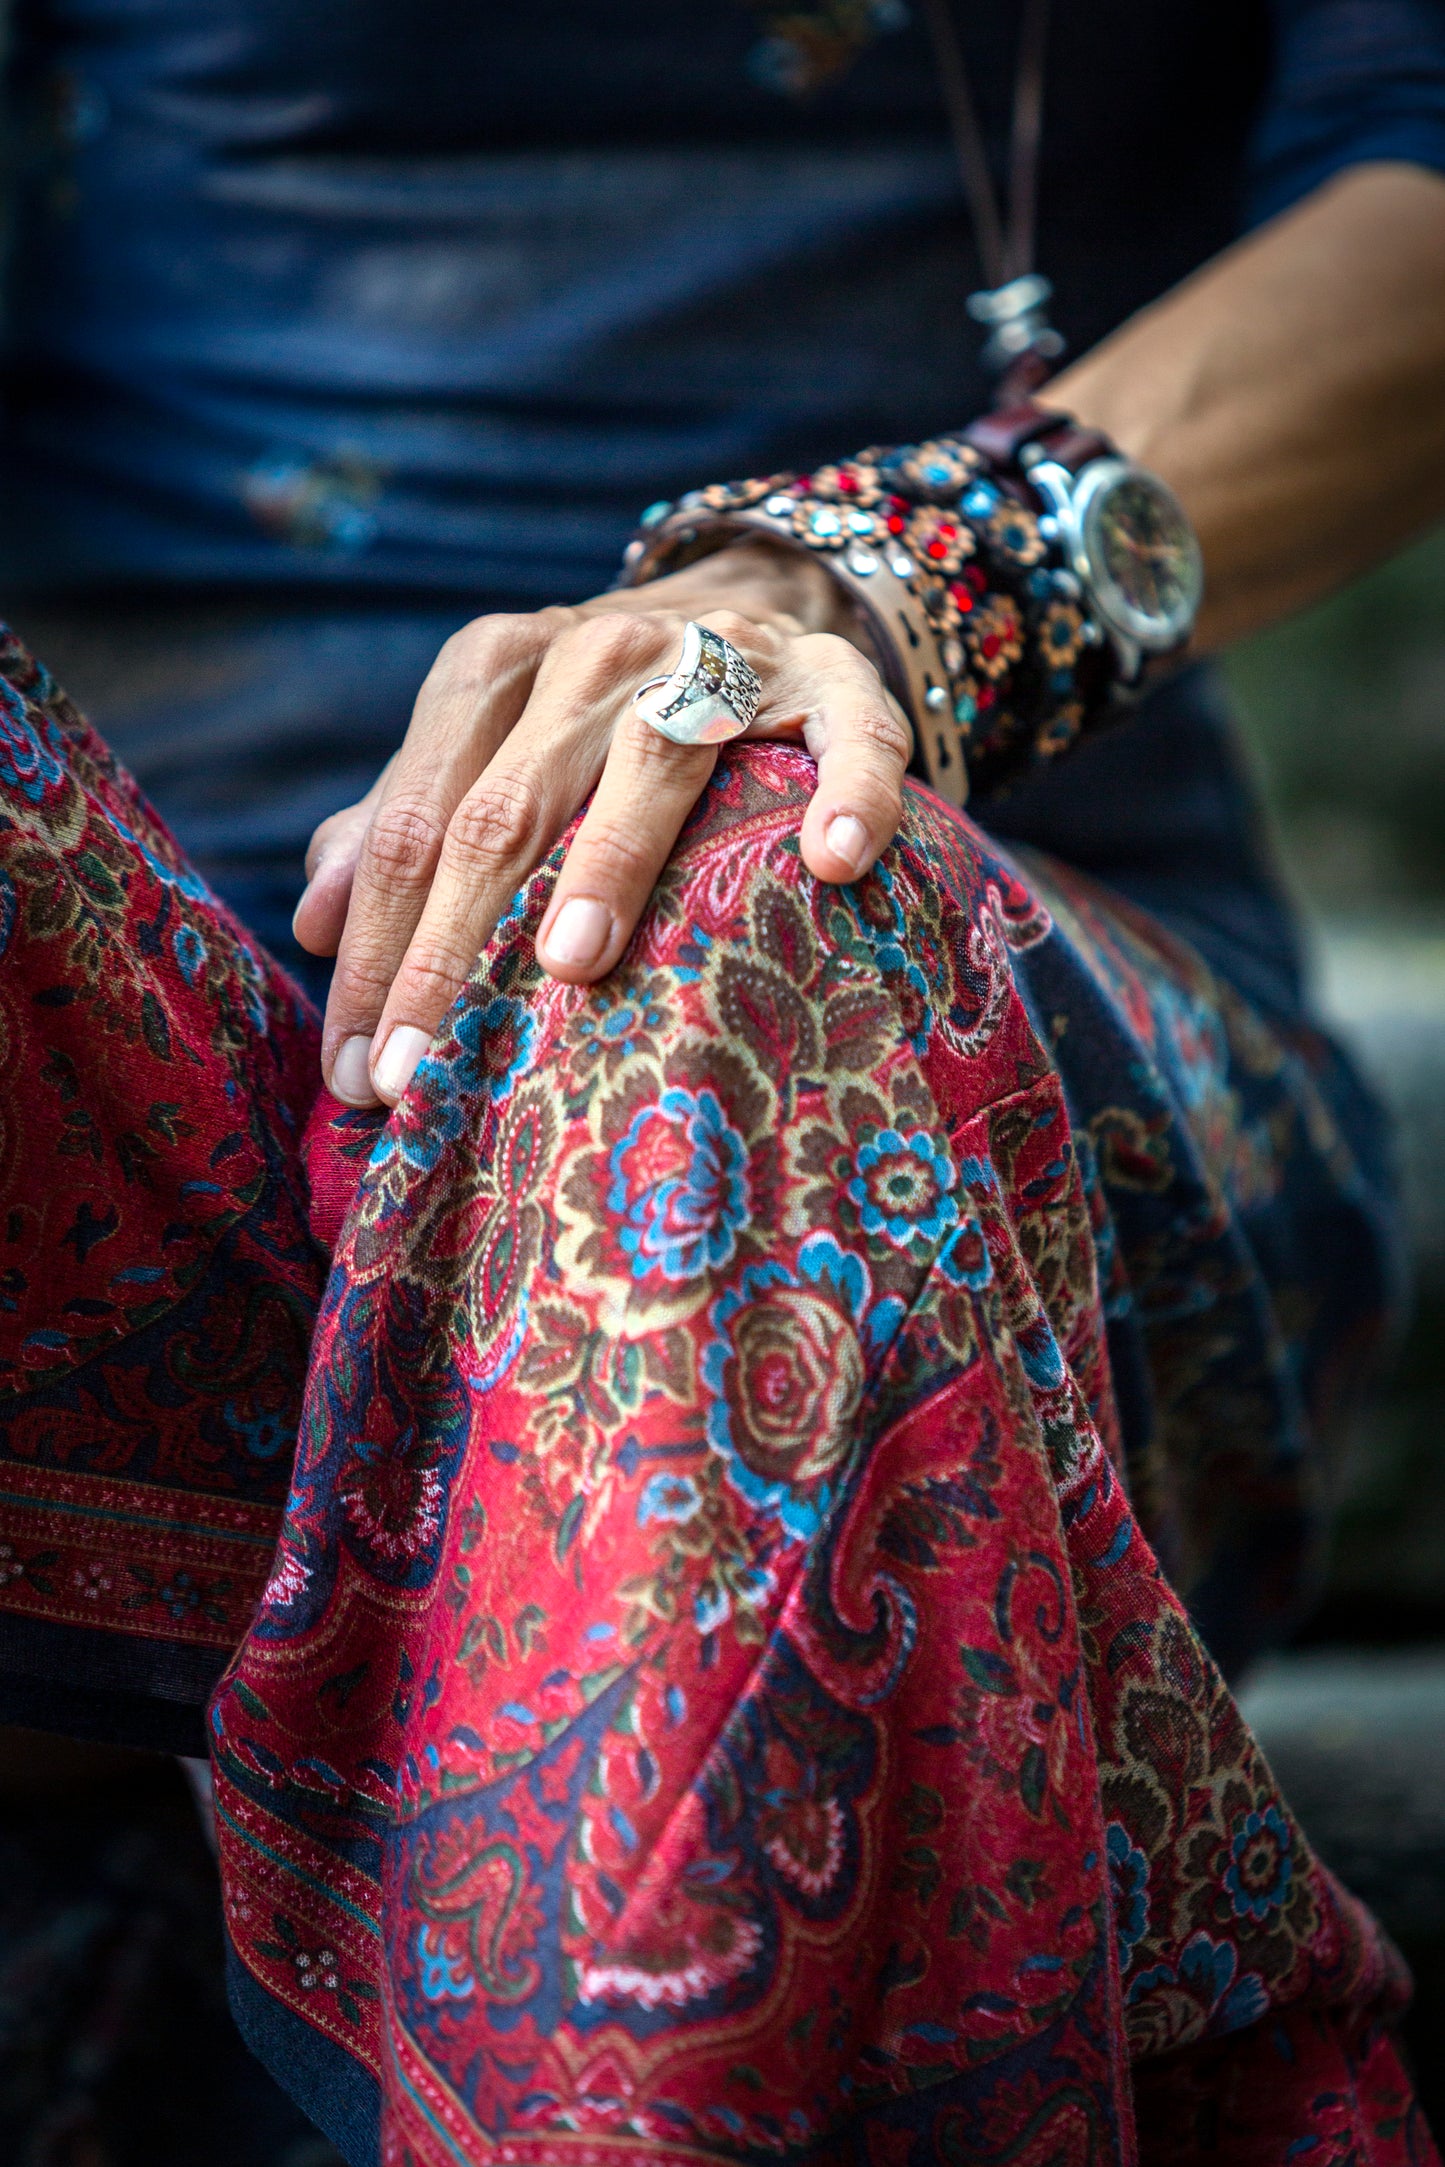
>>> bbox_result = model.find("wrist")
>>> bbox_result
[636,536,860,641]
[622,452,1100,805]
[587,533,857,642]
[621,411,1201,802]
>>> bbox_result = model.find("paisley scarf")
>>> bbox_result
[0,623,1428,2163]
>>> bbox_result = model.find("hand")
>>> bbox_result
[295,541,913,1109]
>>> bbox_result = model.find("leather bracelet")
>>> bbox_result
[620,434,1115,805]
[627,498,968,802]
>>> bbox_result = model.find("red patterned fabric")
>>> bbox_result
[220,757,1428,2165]
[0,628,1433,2162]
[0,627,323,1742]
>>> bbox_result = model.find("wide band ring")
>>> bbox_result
[632,621,762,746]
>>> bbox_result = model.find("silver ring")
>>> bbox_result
[632,621,762,746]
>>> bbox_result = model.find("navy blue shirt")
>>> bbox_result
[0,0,1442,1015]
[3,0,1444,600]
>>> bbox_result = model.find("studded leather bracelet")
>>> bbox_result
[620,429,1121,806]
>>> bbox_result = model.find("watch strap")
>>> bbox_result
[962,402,1116,481]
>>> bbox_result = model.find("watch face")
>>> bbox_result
[1076,463,1203,651]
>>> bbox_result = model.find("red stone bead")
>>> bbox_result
[926,539,948,560]
[837,472,859,494]
[982,634,1002,659]
[886,514,906,535]
[977,685,996,709]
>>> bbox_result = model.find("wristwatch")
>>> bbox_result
[963,404,1204,685]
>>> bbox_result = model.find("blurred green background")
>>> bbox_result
[1226,522,1445,1638]
[1227,529,1445,2122]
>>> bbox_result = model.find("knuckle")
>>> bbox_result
[620,707,712,774]
[362,796,448,886]
[445,773,545,868]
[808,630,877,674]
[431,612,536,694]
[847,700,914,768]
[394,939,478,1007]
[570,820,658,890]
[706,608,758,649]
[446,613,510,662]
[328,953,394,1023]
[574,609,669,679]
[304,820,341,875]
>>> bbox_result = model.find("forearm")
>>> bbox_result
[1046,162,1445,651]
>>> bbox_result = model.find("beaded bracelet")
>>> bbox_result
[620,432,1117,804]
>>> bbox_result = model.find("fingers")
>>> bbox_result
[319,611,558,1099]
[533,710,716,983]
[349,609,728,1106]
[321,606,911,1113]
[293,762,393,960]
[531,608,784,985]
[750,632,912,886]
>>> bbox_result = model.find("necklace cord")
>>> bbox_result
[917,0,1006,287]
[1006,0,1049,283]
[919,0,1051,289]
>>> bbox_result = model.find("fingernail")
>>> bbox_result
[542,895,612,969]
[331,1034,377,1106]
[826,814,869,877]
[373,1025,431,1104]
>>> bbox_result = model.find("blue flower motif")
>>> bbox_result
[379,994,538,1179]
[1016,1311,1066,1390]
[702,1231,904,1544]
[225,1399,294,1461]
[608,1086,750,1284]
[0,681,66,805]
[425,993,536,1107]
[638,1473,702,1527]
[160,1572,200,1619]
[1105,1821,1149,1975]
[843,857,935,1058]
[172,922,207,987]
[1224,1803,1293,1922]
[415,1924,475,2003]
[847,1128,959,1254]
[694,1579,731,1634]
[1129,1930,1267,2035]
[572,983,669,1067]
[0,869,17,964]
[932,1156,997,1291]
